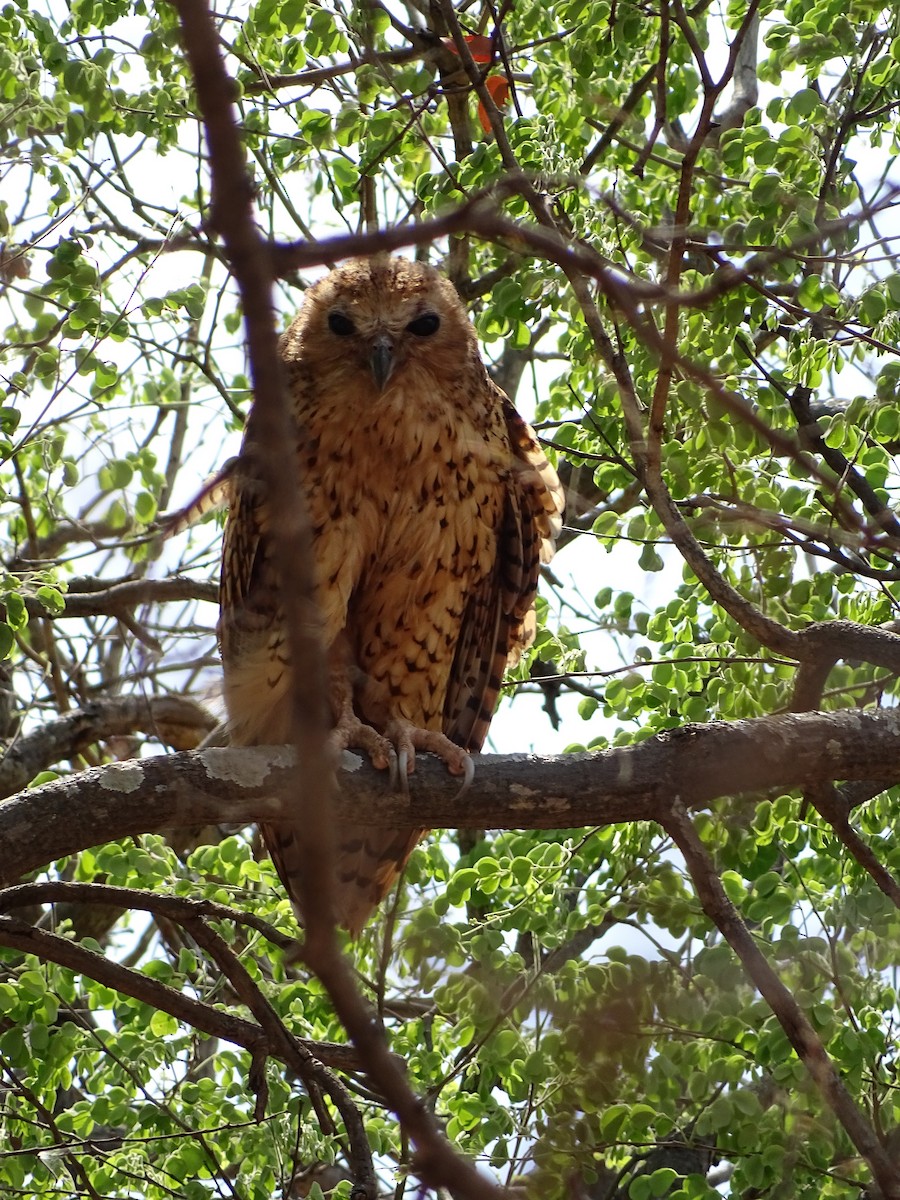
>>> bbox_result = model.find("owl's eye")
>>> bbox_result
[406,313,440,337]
[328,312,356,336]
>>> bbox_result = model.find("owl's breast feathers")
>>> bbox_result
[281,347,559,743]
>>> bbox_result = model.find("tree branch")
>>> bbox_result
[179,909,376,1194]
[0,900,361,1076]
[0,695,217,798]
[664,802,900,1199]
[3,708,900,883]
[27,578,220,619]
[171,0,337,960]
[170,3,505,1195]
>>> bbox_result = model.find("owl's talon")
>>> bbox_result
[385,748,399,790]
[382,718,474,791]
[454,754,475,799]
[396,748,410,795]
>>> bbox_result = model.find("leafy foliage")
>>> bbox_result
[2,0,900,1196]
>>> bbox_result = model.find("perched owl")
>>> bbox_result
[219,257,563,935]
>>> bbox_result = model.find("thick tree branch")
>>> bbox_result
[0,695,217,798]
[2,708,900,884]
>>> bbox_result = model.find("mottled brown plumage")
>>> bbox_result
[218,257,563,934]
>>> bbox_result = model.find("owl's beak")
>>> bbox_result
[370,335,395,390]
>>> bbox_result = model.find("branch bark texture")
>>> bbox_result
[2,707,899,884]
[0,695,216,799]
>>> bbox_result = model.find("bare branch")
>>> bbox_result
[712,10,759,133]
[3,709,900,884]
[26,578,219,619]
[0,694,217,799]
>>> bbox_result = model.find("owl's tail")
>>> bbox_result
[262,820,425,937]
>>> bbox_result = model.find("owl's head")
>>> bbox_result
[284,257,479,392]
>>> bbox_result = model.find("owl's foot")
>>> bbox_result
[329,706,474,798]
[328,645,400,775]
[385,720,475,799]
[329,713,396,774]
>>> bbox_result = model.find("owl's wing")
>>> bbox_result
[158,457,237,539]
[216,446,304,755]
[218,455,269,669]
[443,388,564,752]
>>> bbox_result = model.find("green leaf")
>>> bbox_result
[860,288,887,325]
[5,591,27,630]
[149,1009,178,1037]
[0,406,21,434]
[796,274,824,312]
[599,1103,629,1138]
[331,157,359,192]
[18,970,47,999]
[36,586,65,614]
[639,543,665,572]
[134,491,157,523]
[885,275,900,306]
[789,88,819,117]
[447,867,478,905]
[749,172,778,205]
[648,1168,678,1196]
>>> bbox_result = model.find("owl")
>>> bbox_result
[219,257,563,934]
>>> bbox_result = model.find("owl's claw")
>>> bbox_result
[454,753,475,799]
[396,748,410,795]
[329,713,394,774]
[330,707,470,796]
[385,747,399,791]
[383,719,472,791]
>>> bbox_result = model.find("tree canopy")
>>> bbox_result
[3,0,900,1197]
